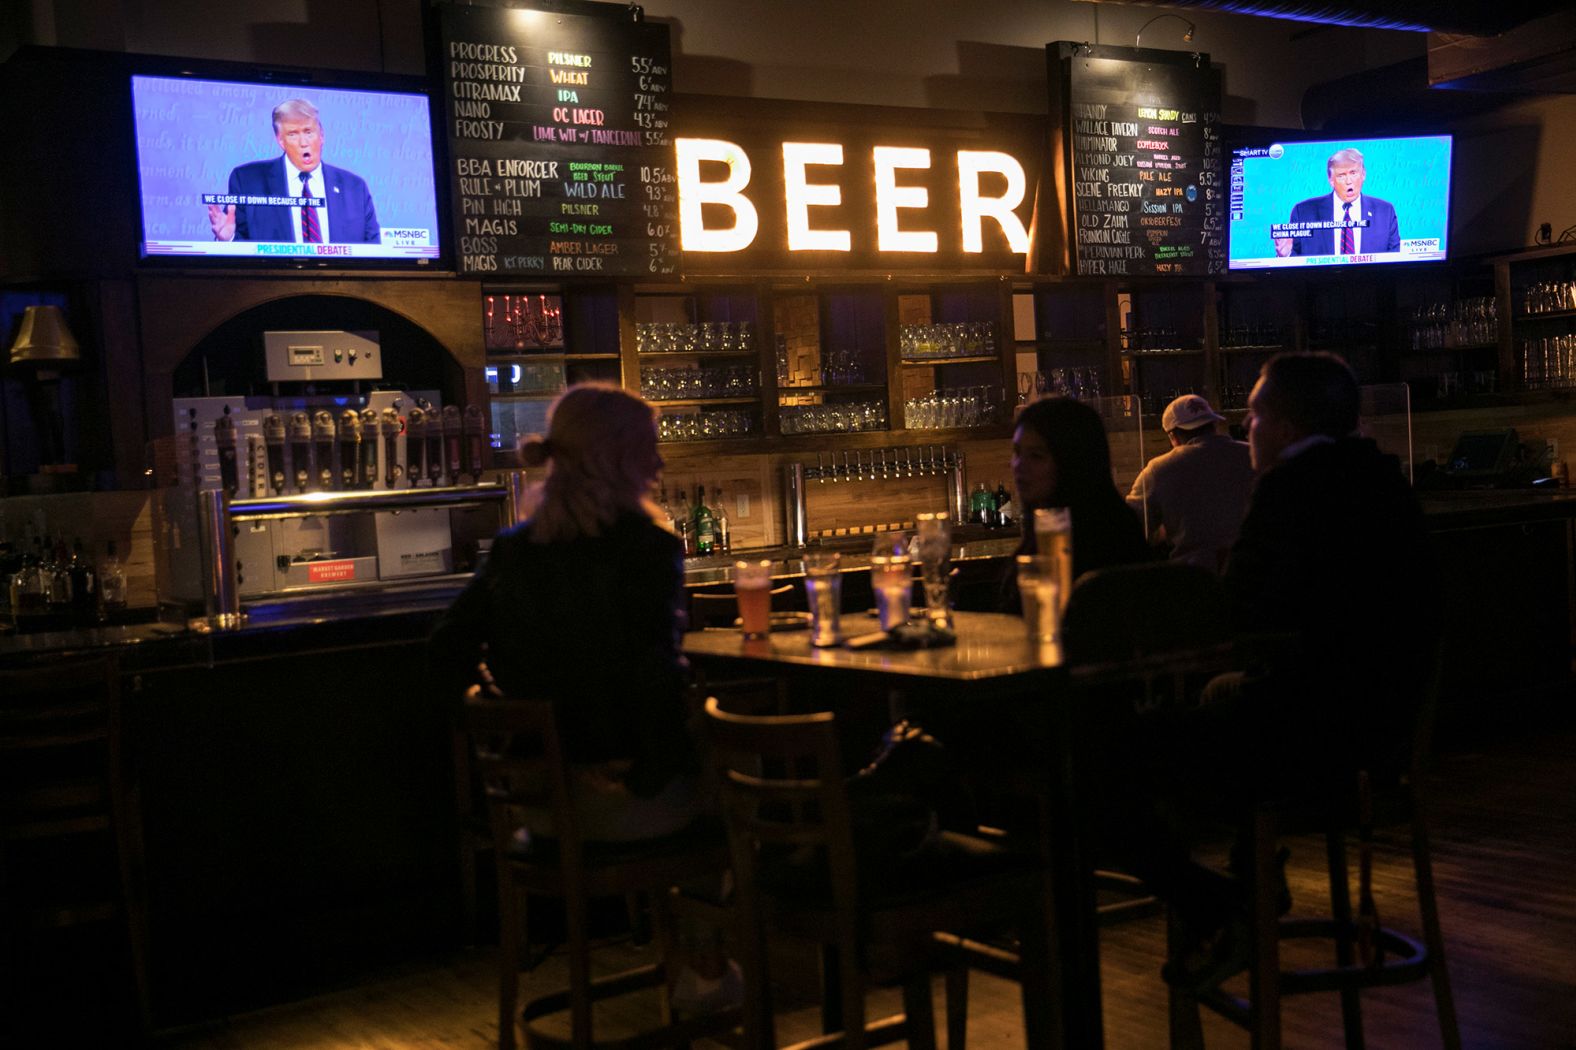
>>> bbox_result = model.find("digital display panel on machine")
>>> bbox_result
[131,74,443,263]
[1227,134,1452,271]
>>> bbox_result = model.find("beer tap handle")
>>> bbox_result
[405,407,426,487]
[338,409,361,490]
[264,413,287,495]
[214,411,238,497]
[463,404,487,483]
[288,412,312,493]
[815,452,825,483]
[312,410,337,491]
[442,404,464,483]
[359,409,379,489]
[854,450,864,482]
[829,451,838,483]
[382,408,403,488]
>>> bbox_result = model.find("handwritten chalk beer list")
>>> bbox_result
[1067,56,1224,277]
[438,3,679,277]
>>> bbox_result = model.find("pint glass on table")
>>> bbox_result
[869,553,912,632]
[1033,507,1073,613]
[1015,554,1061,642]
[803,548,842,647]
[734,560,773,638]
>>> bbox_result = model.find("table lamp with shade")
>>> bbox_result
[8,304,82,483]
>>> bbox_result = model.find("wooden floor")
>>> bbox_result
[159,724,1576,1050]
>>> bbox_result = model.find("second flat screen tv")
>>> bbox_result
[1228,134,1452,271]
[131,73,442,264]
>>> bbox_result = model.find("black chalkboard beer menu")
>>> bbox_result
[1047,43,1224,277]
[434,0,678,277]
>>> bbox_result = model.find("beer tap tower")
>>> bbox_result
[157,329,522,623]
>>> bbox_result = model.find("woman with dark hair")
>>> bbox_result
[1005,396,1150,608]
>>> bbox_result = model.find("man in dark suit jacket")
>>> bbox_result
[1099,351,1437,991]
[1274,147,1399,257]
[1227,351,1437,765]
[206,99,380,244]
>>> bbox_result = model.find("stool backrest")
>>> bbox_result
[462,689,584,871]
[1063,563,1237,723]
[1063,561,1230,665]
[701,697,858,916]
[1,655,124,811]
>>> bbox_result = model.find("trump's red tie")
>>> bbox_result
[300,171,321,244]
[1340,201,1354,255]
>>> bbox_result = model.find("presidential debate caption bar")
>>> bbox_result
[1055,44,1225,277]
[437,1,679,277]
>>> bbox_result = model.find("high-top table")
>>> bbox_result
[684,612,1104,1050]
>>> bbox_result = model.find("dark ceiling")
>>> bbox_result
[1075,0,1569,37]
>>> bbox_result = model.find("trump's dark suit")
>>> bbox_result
[227,158,380,243]
[1286,194,1399,255]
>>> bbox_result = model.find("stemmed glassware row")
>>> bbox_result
[905,386,1003,429]
[900,322,996,359]
[640,366,759,401]
[636,321,755,354]
[779,401,887,434]
[1016,369,1105,405]
[657,410,755,442]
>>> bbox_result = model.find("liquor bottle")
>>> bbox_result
[68,538,97,624]
[692,483,716,556]
[9,536,42,616]
[100,540,128,615]
[46,537,73,611]
[656,485,676,532]
[994,481,1015,529]
[711,485,731,554]
[673,487,694,555]
[968,482,996,526]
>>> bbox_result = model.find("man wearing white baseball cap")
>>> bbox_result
[1126,393,1255,572]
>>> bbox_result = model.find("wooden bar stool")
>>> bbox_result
[463,689,741,1050]
[0,654,150,1042]
[702,696,1059,1050]
[1169,652,1462,1050]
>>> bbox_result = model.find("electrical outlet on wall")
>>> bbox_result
[736,493,750,518]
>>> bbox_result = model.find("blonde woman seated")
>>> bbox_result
[431,383,701,842]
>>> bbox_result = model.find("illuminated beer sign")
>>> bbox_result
[676,139,1030,256]
[666,103,1043,272]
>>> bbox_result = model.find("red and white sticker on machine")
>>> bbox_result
[307,559,358,583]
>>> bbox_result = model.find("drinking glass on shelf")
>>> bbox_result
[734,560,774,638]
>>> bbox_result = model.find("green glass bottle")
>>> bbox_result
[692,483,716,555]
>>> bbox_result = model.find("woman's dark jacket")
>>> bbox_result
[430,511,692,797]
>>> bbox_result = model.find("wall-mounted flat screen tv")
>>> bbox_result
[1227,134,1452,271]
[132,73,443,265]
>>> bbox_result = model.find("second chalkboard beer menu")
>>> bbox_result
[433,0,679,278]
[1046,43,1224,277]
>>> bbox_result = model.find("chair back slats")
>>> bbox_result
[702,697,860,910]
[1063,562,1230,665]
[461,689,582,869]
[1,658,119,752]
